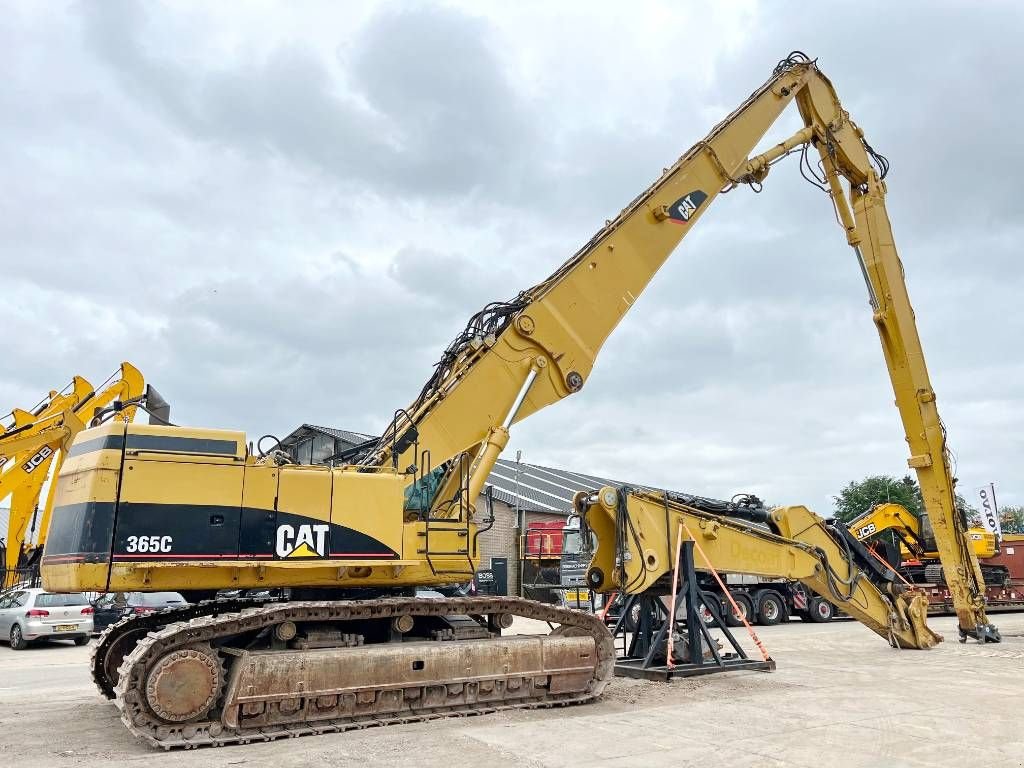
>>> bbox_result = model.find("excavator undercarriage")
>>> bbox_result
[93,597,613,749]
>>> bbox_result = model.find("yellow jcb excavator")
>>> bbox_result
[41,52,983,749]
[849,502,1008,587]
[0,363,159,582]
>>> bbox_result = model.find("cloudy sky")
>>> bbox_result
[2,1,1022,512]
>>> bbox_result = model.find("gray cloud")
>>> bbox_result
[1,1,1021,515]
[79,2,536,201]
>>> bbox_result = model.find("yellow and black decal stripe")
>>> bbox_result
[124,433,238,455]
[66,433,238,458]
[46,502,399,561]
[66,434,125,458]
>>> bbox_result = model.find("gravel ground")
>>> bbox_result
[0,612,1022,767]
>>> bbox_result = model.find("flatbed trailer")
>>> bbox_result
[920,582,1024,615]
[922,536,1024,615]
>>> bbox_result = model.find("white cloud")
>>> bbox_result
[1,0,1021,513]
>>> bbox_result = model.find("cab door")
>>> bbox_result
[239,463,280,559]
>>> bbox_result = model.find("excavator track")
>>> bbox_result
[111,596,614,750]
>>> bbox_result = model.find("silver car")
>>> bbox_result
[0,588,94,649]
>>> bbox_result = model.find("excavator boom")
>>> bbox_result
[362,51,993,641]
[1,363,147,580]
[579,488,941,650]
[849,502,1006,589]
[849,502,997,560]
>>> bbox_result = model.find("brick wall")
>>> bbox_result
[476,498,518,595]
[475,498,566,595]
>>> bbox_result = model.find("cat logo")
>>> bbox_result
[275,523,329,559]
[667,189,708,224]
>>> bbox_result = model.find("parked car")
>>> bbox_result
[92,592,189,634]
[0,588,94,649]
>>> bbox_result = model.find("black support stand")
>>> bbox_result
[611,540,776,680]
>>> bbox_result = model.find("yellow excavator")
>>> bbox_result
[41,52,982,749]
[0,363,155,582]
[848,502,1008,587]
[1,375,93,583]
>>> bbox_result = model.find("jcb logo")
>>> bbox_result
[857,523,877,538]
[276,523,329,558]
[22,446,53,474]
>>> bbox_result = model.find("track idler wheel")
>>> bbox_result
[145,645,224,723]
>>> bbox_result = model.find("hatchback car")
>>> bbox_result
[0,588,94,649]
[92,591,189,634]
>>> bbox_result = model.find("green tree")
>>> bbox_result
[960,497,982,528]
[999,505,1024,535]
[834,473,985,528]
[832,475,922,524]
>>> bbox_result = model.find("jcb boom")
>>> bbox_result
[45,52,969,749]
[579,488,940,650]
[0,363,149,582]
[849,502,1008,587]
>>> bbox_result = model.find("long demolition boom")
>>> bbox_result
[579,487,941,650]
[364,52,995,642]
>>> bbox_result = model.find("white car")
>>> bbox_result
[0,588,94,650]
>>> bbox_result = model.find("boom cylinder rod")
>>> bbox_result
[744,126,815,177]
[466,366,540,507]
[817,146,880,310]
[502,367,539,429]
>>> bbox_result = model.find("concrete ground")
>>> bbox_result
[0,613,1022,768]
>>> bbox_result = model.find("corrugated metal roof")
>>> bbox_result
[282,425,668,518]
[280,424,376,449]
[305,424,376,446]
[488,459,623,513]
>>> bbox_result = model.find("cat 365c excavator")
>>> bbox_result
[43,52,986,749]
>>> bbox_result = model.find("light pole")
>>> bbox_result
[884,477,895,504]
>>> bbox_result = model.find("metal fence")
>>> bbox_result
[1,565,41,591]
